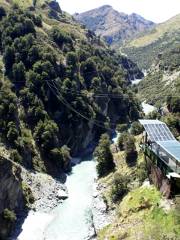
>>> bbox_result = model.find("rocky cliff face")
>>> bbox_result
[0,157,26,239]
[74,5,155,48]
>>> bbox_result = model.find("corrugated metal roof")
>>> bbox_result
[139,119,180,163]
[139,119,175,142]
[139,119,163,125]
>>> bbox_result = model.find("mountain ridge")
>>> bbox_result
[122,13,180,69]
[74,5,155,47]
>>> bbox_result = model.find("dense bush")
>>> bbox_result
[10,149,22,163]
[118,132,129,151]
[0,4,141,173]
[124,134,137,166]
[3,209,16,222]
[94,134,115,177]
[51,27,72,48]
[118,133,137,165]
[116,123,128,133]
[0,6,6,20]
[50,145,71,171]
[136,161,148,183]
[110,173,129,203]
[162,114,180,138]
[34,119,59,151]
[167,96,180,113]
[130,121,143,136]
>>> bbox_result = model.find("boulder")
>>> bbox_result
[57,189,68,200]
[48,1,62,13]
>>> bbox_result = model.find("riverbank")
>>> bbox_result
[13,158,102,240]
[92,181,114,232]
[22,169,68,212]
[11,168,68,240]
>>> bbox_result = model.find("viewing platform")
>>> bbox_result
[139,120,180,178]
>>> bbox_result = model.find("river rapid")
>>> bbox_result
[17,158,97,240]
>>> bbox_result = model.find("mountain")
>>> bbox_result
[0,1,143,238]
[122,14,180,69]
[137,45,180,107]
[74,5,155,48]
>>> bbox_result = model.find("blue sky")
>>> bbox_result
[58,0,180,23]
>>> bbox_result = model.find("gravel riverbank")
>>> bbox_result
[21,169,68,212]
[92,180,114,234]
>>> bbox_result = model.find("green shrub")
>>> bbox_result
[51,27,72,48]
[118,132,129,151]
[110,173,129,203]
[130,121,143,136]
[3,209,16,222]
[0,6,6,20]
[167,96,180,113]
[10,149,22,163]
[94,134,115,177]
[124,135,137,166]
[118,133,137,165]
[136,161,148,183]
[22,182,35,206]
[116,123,128,133]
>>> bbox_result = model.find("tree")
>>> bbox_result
[0,6,6,20]
[66,52,78,67]
[61,145,71,172]
[3,209,16,222]
[124,134,137,166]
[51,27,72,48]
[34,119,59,151]
[80,58,97,88]
[110,173,129,202]
[4,46,15,70]
[7,122,19,143]
[50,145,71,172]
[12,61,26,82]
[116,123,128,133]
[10,149,22,163]
[118,133,137,165]
[130,121,143,136]
[167,96,180,113]
[94,134,115,177]
[118,132,129,151]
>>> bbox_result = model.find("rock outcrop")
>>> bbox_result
[48,0,62,13]
[0,157,26,239]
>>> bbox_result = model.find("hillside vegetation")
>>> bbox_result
[0,1,145,237]
[137,46,180,106]
[122,14,180,69]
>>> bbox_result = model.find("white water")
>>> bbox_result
[17,159,97,240]
[131,79,142,85]
[142,101,156,115]
[112,131,120,144]
[17,212,54,240]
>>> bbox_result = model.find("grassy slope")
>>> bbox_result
[97,136,180,240]
[98,187,180,240]
[127,14,180,48]
[137,46,180,106]
[122,14,180,69]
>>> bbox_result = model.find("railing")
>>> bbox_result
[140,143,180,174]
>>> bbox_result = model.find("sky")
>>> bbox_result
[58,0,180,23]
